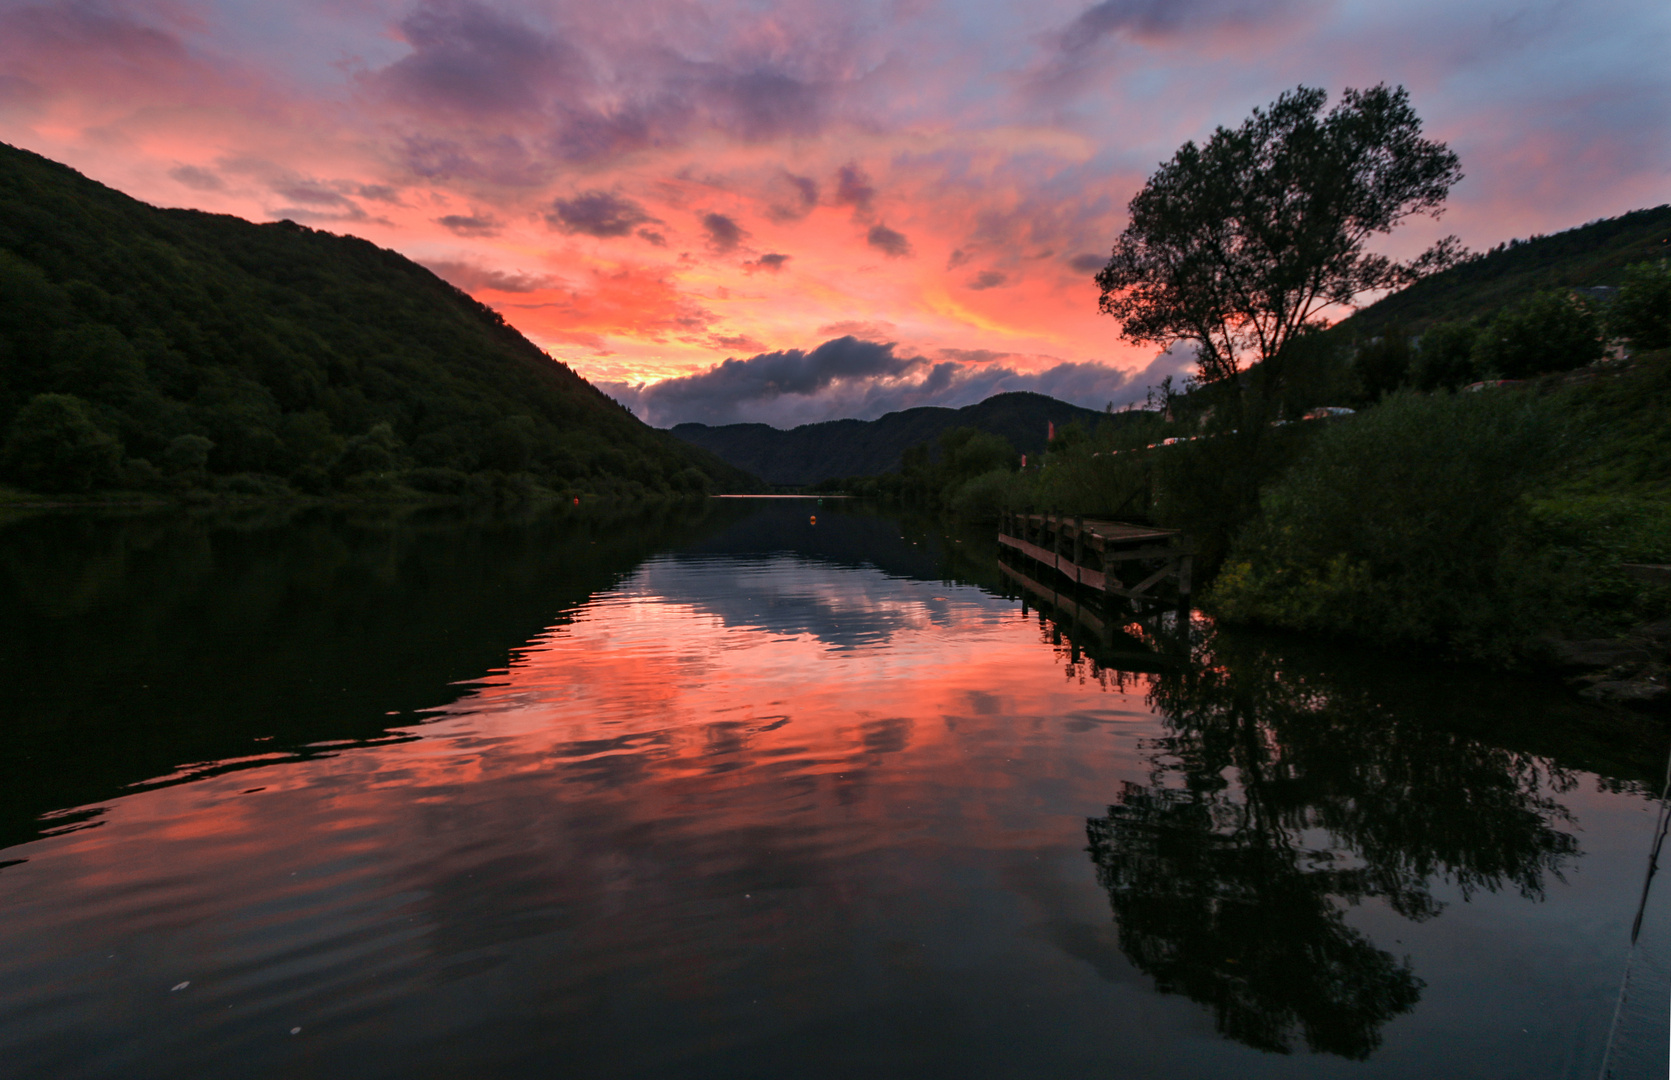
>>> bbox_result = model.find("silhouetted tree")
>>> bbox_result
[1095,85,1464,387]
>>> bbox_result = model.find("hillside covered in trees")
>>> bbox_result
[671,391,1113,486]
[0,143,756,501]
[1343,204,1671,335]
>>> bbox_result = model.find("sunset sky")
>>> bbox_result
[1,0,1666,427]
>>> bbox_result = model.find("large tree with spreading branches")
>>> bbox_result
[1096,85,1465,385]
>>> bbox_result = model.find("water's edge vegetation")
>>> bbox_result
[842,350,1671,678]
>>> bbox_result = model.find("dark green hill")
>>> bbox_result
[1344,205,1671,335]
[670,391,1117,485]
[0,142,756,499]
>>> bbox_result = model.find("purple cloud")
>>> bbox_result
[867,223,912,258]
[835,164,875,212]
[547,190,657,237]
[422,259,552,294]
[1055,0,1318,52]
[169,164,223,191]
[701,212,747,252]
[376,0,574,117]
[706,69,822,140]
[436,212,500,236]
[769,172,820,220]
[967,270,1007,290]
[743,253,790,273]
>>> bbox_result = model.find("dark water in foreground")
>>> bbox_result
[0,500,1666,1079]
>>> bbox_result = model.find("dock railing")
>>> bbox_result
[997,511,1194,610]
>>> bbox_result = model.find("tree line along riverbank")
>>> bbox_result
[843,345,1669,695]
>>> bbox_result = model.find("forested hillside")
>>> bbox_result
[0,142,756,499]
[1345,204,1671,334]
[671,391,1115,485]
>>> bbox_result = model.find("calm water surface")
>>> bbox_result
[0,500,1666,1078]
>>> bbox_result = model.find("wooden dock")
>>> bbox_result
[997,558,1185,673]
[997,512,1193,607]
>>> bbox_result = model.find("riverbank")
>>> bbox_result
[910,349,1671,690]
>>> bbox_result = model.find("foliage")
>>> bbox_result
[1210,363,1671,661]
[0,142,754,500]
[1,393,123,492]
[1409,322,1479,391]
[1095,84,1462,385]
[1346,205,1671,336]
[1609,260,1671,349]
[1471,291,1603,378]
[1352,333,1413,401]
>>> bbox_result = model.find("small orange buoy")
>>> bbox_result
[809,515,817,525]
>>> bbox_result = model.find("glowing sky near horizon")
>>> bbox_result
[1,0,1666,427]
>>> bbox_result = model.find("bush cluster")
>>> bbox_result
[1211,359,1671,661]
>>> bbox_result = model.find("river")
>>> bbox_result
[0,498,1665,1078]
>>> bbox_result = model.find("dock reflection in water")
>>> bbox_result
[0,502,1664,1079]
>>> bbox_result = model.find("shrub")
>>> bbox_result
[1353,334,1413,401]
[163,434,214,474]
[1473,291,1602,378]
[1609,261,1671,350]
[1,393,123,493]
[1211,390,1575,661]
[947,468,1012,520]
[1410,322,1480,391]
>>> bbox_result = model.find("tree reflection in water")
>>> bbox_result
[1086,629,1581,1058]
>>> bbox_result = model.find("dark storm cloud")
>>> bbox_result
[867,223,912,258]
[547,190,657,237]
[834,164,875,212]
[436,212,501,236]
[701,212,747,252]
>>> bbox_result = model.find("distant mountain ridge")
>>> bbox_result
[670,391,1117,486]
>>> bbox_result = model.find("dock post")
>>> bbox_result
[1072,515,1083,586]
